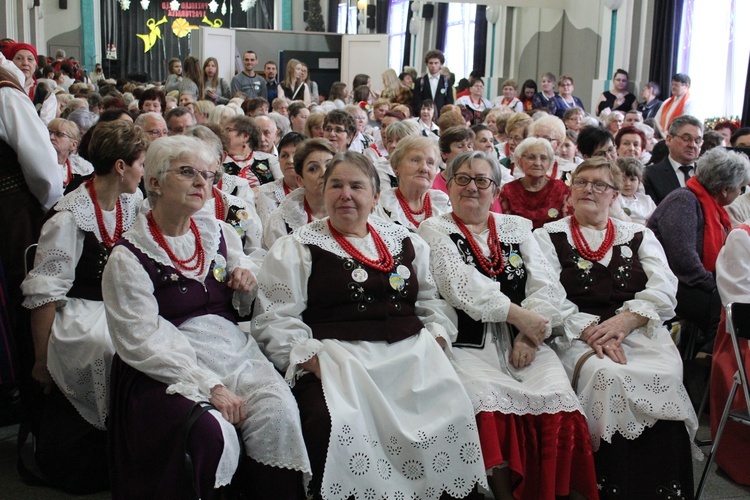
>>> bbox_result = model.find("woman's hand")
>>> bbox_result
[209,384,247,426]
[32,359,54,394]
[435,336,447,349]
[506,304,548,347]
[206,88,217,100]
[227,267,257,294]
[300,355,321,379]
[594,341,628,364]
[510,335,537,369]
[581,311,645,348]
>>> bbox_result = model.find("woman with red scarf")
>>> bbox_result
[648,148,750,353]
[1,41,56,124]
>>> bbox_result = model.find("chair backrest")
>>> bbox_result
[24,244,37,276]
[726,302,750,415]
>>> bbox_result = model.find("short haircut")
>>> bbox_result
[139,87,166,111]
[144,136,215,204]
[614,125,647,148]
[88,120,148,176]
[730,127,750,146]
[501,79,517,90]
[184,124,224,164]
[512,137,555,166]
[562,106,585,121]
[668,114,703,136]
[695,147,750,195]
[672,73,691,86]
[278,131,306,152]
[165,106,194,124]
[576,126,615,157]
[439,126,476,154]
[541,72,557,84]
[242,97,269,115]
[424,50,445,65]
[288,101,307,119]
[389,135,440,175]
[573,157,622,191]
[616,157,644,180]
[323,110,357,138]
[644,81,661,97]
[324,151,380,194]
[445,151,502,193]
[227,114,261,150]
[294,138,336,177]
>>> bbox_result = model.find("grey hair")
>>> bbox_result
[324,151,381,195]
[528,115,566,142]
[144,135,216,205]
[134,111,165,128]
[512,137,555,165]
[389,135,441,180]
[445,151,503,192]
[606,111,625,124]
[266,111,291,138]
[694,147,750,195]
[668,114,703,136]
[184,125,224,166]
[67,108,98,134]
[208,104,242,126]
[384,120,420,141]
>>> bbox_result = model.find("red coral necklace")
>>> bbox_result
[327,220,394,273]
[86,177,123,248]
[451,213,505,276]
[147,212,205,273]
[570,216,615,261]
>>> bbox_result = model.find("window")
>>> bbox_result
[388,0,410,71]
[678,0,750,119]
[444,3,476,81]
[337,3,359,34]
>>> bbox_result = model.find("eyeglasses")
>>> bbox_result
[224,127,238,134]
[167,166,220,185]
[508,135,525,143]
[535,135,559,144]
[49,130,74,140]
[672,134,703,145]
[571,178,617,193]
[324,126,348,135]
[146,129,167,137]
[559,83,573,87]
[451,173,496,190]
[592,147,617,158]
[521,153,551,163]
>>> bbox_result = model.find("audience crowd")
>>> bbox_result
[3,40,750,499]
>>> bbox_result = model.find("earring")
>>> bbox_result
[120,174,124,183]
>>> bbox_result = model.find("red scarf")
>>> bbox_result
[658,91,690,131]
[686,177,731,272]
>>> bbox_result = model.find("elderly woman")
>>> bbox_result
[48,118,92,188]
[605,111,625,137]
[263,138,335,249]
[499,113,532,178]
[367,120,420,190]
[712,208,750,485]
[344,104,375,153]
[456,78,493,125]
[535,157,699,498]
[256,132,305,226]
[596,69,637,116]
[253,151,487,499]
[615,125,647,159]
[491,79,524,113]
[102,135,310,499]
[21,121,148,492]
[500,137,570,229]
[418,151,598,500]
[186,125,263,258]
[649,148,750,354]
[304,111,325,138]
[374,135,450,231]
[222,114,282,189]
[3,41,56,124]
[550,75,585,119]
[323,109,357,153]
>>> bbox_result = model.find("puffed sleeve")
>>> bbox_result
[419,220,511,324]
[533,228,600,347]
[615,227,678,334]
[21,211,84,309]
[716,226,750,305]
[517,231,566,331]
[407,232,458,343]
[102,245,223,400]
[261,208,290,251]
[251,235,320,382]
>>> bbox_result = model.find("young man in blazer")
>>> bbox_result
[412,50,454,117]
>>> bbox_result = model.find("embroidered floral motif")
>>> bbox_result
[613,243,634,289]
[598,475,621,496]
[156,265,187,293]
[655,480,686,499]
[348,452,370,476]
[572,250,596,290]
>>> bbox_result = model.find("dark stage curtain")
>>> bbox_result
[648,0,684,99]
[743,50,750,127]
[402,1,413,70]
[434,3,448,53]
[376,0,389,34]
[472,5,487,77]
[101,0,272,83]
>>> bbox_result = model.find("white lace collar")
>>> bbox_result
[278,188,316,230]
[55,182,142,235]
[260,178,287,204]
[202,189,247,218]
[379,188,452,228]
[294,216,408,258]
[543,216,644,246]
[426,212,532,244]
[122,208,221,282]
[219,173,249,194]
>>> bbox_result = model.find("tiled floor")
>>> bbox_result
[1,418,749,499]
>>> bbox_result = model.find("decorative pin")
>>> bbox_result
[389,272,405,291]
[234,225,246,238]
[236,210,249,220]
[509,252,523,268]
[212,254,227,282]
[623,207,632,216]
[351,268,368,283]
[577,259,593,270]
[621,246,633,259]
[396,264,411,279]
[548,208,559,218]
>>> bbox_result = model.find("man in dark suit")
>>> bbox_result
[412,50,453,116]
[643,114,703,205]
